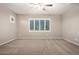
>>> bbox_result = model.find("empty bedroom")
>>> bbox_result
[0,3,79,55]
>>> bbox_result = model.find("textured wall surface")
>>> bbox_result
[62,5,79,45]
[0,4,16,44]
[16,14,62,39]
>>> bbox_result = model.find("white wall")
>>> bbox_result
[62,4,79,45]
[1,3,79,46]
[0,4,16,44]
[16,14,62,40]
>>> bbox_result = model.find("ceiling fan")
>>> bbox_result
[29,3,53,7]
[29,3,53,11]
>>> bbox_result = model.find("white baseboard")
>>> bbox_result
[17,37,62,40]
[0,39,15,46]
[63,38,79,46]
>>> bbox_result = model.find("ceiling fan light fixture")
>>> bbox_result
[42,7,46,11]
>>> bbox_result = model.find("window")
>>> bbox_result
[29,18,51,32]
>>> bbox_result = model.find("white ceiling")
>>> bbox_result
[5,3,72,15]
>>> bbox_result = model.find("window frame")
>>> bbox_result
[28,18,51,32]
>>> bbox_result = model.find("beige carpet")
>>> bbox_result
[0,39,79,55]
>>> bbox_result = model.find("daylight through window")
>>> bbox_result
[29,18,51,32]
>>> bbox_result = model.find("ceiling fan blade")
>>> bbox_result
[45,4,53,6]
[29,3,53,7]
